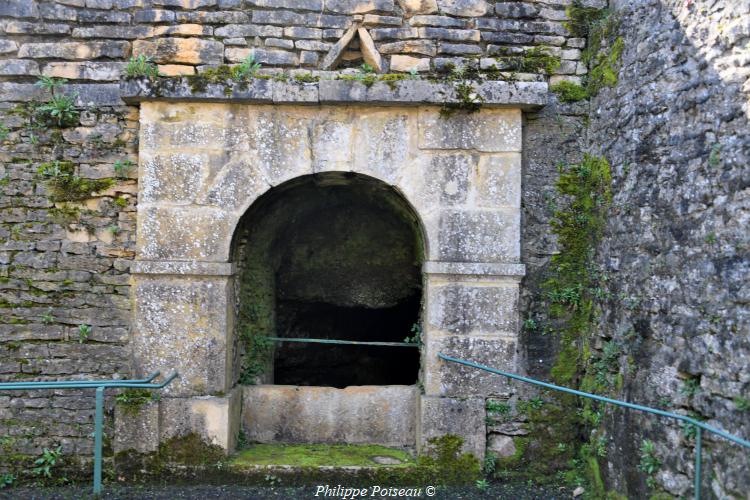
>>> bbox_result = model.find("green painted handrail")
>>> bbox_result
[0,371,178,495]
[438,353,750,500]
[0,371,161,388]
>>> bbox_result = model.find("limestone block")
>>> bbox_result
[140,121,227,151]
[425,154,473,205]
[312,119,353,172]
[378,40,437,56]
[325,0,395,14]
[422,335,516,397]
[390,54,430,72]
[131,275,234,396]
[136,205,233,261]
[487,434,516,458]
[140,152,210,203]
[252,108,313,185]
[114,400,160,454]
[358,28,383,72]
[352,110,413,184]
[427,281,520,335]
[476,153,522,208]
[157,64,196,76]
[397,0,438,15]
[42,62,126,81]
[133,38,223,65]
[418,108,522,152]
[272,80,320,103]
[320,23,359,70]
[0,59,39,76]
[436,0,487,17]
[437,209,520,262]
[418,395,485,459]
[158,390,242,452]
[18,41,130,60]
[197,156,270,210]
[242,385,417,446]
[418,27,480,42]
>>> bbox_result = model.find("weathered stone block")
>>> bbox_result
[136,205,233,261]
[390,54,430,72]
[131,275,234,396]
[325,0,395,14]
[437,209,520,262]
[397,0,437,15]
[369,27,419,41]
[5,22,71,35]
[243,385,417,446]
[215,24,283,38]
[427,281,520,334]
[140,153,209,203]
[0,59,40,76]
[418,27,480,42]
[198,156,270,210]
[409,15,468,27]
[153,0,217,7]
[418,395,485,459]
[418,108,522,152]
[352,110,413,183]
[0,40,18,54]
[0,0,39,18]
[114,400,160,454]
[18,41,130,60]
[133,38,223,65]
[476,153,522,208]
[422,336,516,397]
[313,119,353,171]
[247,0,322,9]
[42,62,126,81]
[379,40,436,56]
[158,390,242,452]
[436,0,487,17]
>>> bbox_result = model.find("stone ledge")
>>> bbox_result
[119,77,547,109]
[131,260,235,276]
[423,261,526,277]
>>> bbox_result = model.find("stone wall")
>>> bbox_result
[0,0,587,79]
[0,0,559,472]
[586,0,750,497]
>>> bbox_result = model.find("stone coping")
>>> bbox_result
[423,261,526,277]
[119,77,548,109]
[131,260,235,276]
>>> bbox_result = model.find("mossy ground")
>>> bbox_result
[230,443,413,468]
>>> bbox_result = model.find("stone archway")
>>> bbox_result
[121,99,526,459]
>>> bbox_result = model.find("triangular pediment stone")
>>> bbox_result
[320,24,382,72]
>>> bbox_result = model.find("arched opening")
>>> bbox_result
[232,172,424,388]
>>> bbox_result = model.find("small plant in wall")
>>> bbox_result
[125,55,160,79]
[34,76,79,128]
[31,446,65,482]
[404,322,422,346]
[78,324,92,343]
[637,439,661,489]
[113,159,134,178]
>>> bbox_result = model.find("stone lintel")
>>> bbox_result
[423,261,525,278]
[131,259,235,276]
[120,77,547,109]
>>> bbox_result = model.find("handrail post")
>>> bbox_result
[93,386,104,496]
[694,425,702,500]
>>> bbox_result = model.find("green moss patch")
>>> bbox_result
[231,444,413,468]
[37,160,114,202]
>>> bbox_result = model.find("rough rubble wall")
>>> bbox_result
[587,0,750,497]
[0,0,587,80]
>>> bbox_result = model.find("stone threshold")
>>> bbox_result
[119,77,548,109]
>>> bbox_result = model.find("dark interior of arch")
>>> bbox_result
[232,173,423,388]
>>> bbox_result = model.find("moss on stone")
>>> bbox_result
[231,443,413,468]
[115,388,158,416]
[587,37,624,95]
[37,160,114,203]
[550,81,589,103]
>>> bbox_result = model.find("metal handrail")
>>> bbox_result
[264,336,420,347]
[438,353,750,500]
[0,371,162,388]
[0,371,178,495]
